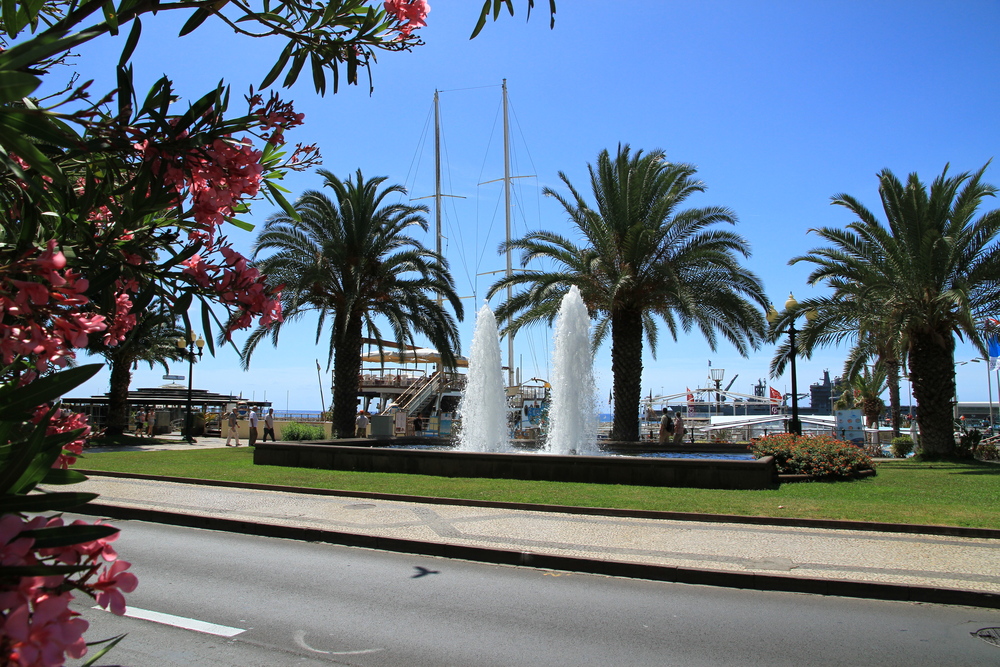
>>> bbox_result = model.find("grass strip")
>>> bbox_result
[73,448,1000,529]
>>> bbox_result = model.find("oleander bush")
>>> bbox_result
[281,422,326,441]
[751,433,875,479]
[890,435,914,459]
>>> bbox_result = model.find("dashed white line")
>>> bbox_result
[92,605,245,637]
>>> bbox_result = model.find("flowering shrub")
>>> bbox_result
[281,422,326,441]
[750,433,875,479]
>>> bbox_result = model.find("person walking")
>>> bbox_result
[248,407,259,447]
[225,408,241,447]
[413,415,424,437]
[263,408,276,442]
[672,411,686,446]
[355,411,369,438]
[145,408,155,437]
[658,408,673,445]
[134,409,145,438]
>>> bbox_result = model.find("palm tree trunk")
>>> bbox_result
[886,357,901,438]
[909,330,956,457]
[105,353,133,437]
[609,307,643,442]
[332,313,364,438]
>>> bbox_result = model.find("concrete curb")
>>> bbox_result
[76,469,1000,540]
[75,500,1000,611]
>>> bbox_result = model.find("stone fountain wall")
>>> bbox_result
[253,442,779,490]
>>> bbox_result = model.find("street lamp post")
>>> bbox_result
[768,293,813,436]
[710,368,725,417]
[177,331,205,444]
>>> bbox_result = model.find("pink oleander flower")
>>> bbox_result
[93,560,138,616]
[384,0,430,35]
[5,592,89,666]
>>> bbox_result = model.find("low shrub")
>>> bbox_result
[281,421,326,441]
[890,435,914,458]
[750,433,874,479]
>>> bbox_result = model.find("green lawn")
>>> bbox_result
[73,448,1000,529]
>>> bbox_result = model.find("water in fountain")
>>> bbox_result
[545,286,598,455]
[457,303,510,452]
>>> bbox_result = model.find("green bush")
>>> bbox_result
[281,422,326,441]
[890,435,914,458]
[750,433,874,479]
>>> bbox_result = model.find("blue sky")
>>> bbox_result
[65,0,1000,410]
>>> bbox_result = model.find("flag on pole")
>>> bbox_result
[769,387,782,415]
[990,336,1000,371]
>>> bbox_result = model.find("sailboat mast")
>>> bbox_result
[503,79,515,388]
[434,90,443,378]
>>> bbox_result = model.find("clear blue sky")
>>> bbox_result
[65,0,1000,410]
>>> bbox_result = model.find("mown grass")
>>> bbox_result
[73,448,1000,529]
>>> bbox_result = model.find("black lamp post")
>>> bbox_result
[710,367,725,417]
[768,293,813,436]
[177,332,205,444]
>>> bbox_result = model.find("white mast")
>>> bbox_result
[503,79,515,389]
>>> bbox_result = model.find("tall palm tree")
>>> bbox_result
[851,364,888,428]
[241,169,464,438]
[92,311,186,436]
[488,145,767,442]
[791,163,1000,457]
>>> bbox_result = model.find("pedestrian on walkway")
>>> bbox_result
[134,409,145,438]
[225,408,241,447]
[355,411,369,438]
[413,415,424,436]
[263,408,276,442]
[248,407,259,447]
[658,408,673,444]
[672,411,686,446]
[145,408,155,437]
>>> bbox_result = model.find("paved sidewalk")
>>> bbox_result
[71,462,1000,609]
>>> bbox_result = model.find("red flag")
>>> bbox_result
[769,387,782,415]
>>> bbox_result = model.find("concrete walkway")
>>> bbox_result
[76,435,1000,609]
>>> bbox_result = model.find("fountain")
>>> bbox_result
[544,286,597,455]
[457,304,510,453]
[253,294,778,490]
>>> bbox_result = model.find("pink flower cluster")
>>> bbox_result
[182,244,282,335]
[101,279,139,348]
[384,0,430,35]
[29,406,91,470]
[134,136,264,243]
[0,515,137,666]
[250,94,306,146]
[0,241,107,372]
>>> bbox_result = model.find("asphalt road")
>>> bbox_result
[66,517,1000,666]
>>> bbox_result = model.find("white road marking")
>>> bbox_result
[92,605,245,637]
[294,630,384,655]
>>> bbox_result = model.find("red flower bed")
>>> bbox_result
[750,433,875,479]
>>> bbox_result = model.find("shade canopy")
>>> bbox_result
[360,347,469,368]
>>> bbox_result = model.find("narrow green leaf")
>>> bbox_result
[225,216,255,232]
[309,53,326,96]
[470,0,490,38]
[0,492,98,514]
[0,70,40,101]
[178,6,212,36]
[23,524,119,549]
[0,364,102,420]
[40,468,89,485]
[102,0,119,35]
[118,16,142,67]
[260,42,293,90]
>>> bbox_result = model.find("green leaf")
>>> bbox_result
[178,6,213,36]
[0,70,40,102]
[200,301,216,356]
[22,523,119,549]
[0,492,97,514]
[40,468,89,485]
[0,364,103,420]
[260,42,293,90]
[82,634,128,667]
[309,53,326,96]
[119,16,142,67]
[225,216,255,232]
[102,0,119,35]
[266,181,299,220]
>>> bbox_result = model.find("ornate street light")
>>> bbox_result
[177,331,205,444]
[710,367,725,417]
[767,293,815,436]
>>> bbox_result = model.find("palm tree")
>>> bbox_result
[241,169,464,438]
[93,311,186,436]
[488,145,767,442]
[851,365,888,428]
[791,163,1000,457]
